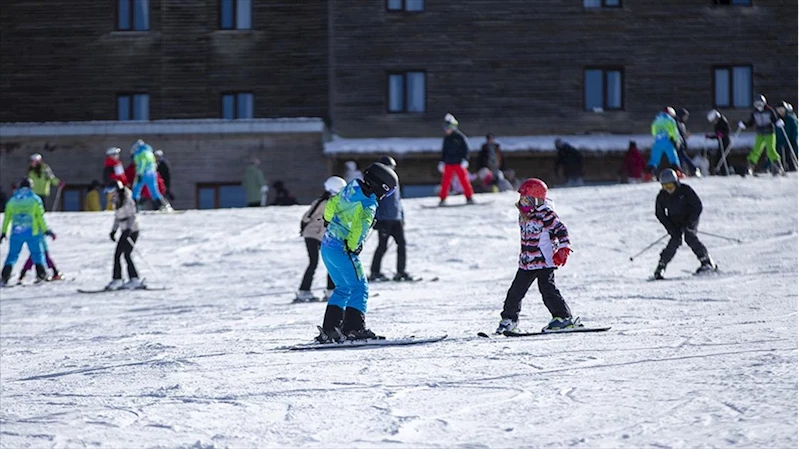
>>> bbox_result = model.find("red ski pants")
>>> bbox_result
[439,164,474,201]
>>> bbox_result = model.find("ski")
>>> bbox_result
[502,327,611,337]
[288,335,447,351]
[421,202,493,209]
[290,292,379,304]
[77,286,169,294]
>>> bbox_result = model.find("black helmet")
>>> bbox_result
[658,169,679,185]
[363,162,399,200]
[19,178,32,189]
[377,156,397,169]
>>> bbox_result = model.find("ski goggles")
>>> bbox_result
[661,182,677,191]
[517,196,545,213]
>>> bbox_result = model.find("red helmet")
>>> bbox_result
[518,178,548,198]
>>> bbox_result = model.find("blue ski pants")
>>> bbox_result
[321,236,369,313]
[4,232,45,267]
[648,137,680,169]
[132,171,162,202]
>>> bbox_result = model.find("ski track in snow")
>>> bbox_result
[1,175,796,448]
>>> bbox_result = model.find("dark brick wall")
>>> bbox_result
[0,0,329,122]
[329,0,798,137]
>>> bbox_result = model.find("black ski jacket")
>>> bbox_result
[655,183,703,235]
[554,143,584,178]
[441,130,470,165]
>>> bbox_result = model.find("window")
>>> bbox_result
[713,0,752,5]
[387,71,426,113]
[221,92,254,119]
[220,0,252,29]
[387,0,425,12]
[584,0,621,8]
[197,183,247,209]
[117,0,149,31]
[117,93,150,120]
[713,65,752,108]
[584,68,623,111]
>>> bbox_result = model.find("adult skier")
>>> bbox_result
[27,153,61,209]
[675,108,700,177]
[646,107,682,180]
[103,147,128,210]
[1,178,52,285]
[705,110,731,175]
[296,176,347,302]
[131,139,168,209]
[740,94,785,175]
[369,156,414,282]
[437,113,474,205]
[495,178,579,334]
[105,181,143,290]
[653,169,717,280]
[775,101,798,171]
[316,162,398,343]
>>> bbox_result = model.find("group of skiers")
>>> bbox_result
[103,141,173,212]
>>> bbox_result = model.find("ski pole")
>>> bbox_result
[778,126,798,169]
[629,234,668,262]
[696,231,742,244]
[127,236,161,284]
[715,127,743,173]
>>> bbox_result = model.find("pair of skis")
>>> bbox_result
[477,326,611,339]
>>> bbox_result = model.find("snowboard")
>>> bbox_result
[477,326,611,338]
[289,334,447,351]
[77,286,169,294]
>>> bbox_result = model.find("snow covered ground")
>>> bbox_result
[1,174,797,449]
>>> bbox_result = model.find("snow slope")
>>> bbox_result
[1,175,797,449]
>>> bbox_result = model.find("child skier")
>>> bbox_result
[316,162,399,343]
[653,169,716,280]
[496,178,579,334]
[1,178,52,285]
[131,139,170,210]
[296,176,347,302]
[17,231,62,284]
[369,156,414,282]
[106,181,143,290]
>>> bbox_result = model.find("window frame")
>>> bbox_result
[582,66,625,112]
[196,182,247,209]
[219,0,253,30]
[116,93,150,121]
[386,0,426,12]
[116,0,150,31]
[583,0,623,9]
[386,70,427,114]
[711,64,753,109]
[220,92,255,119]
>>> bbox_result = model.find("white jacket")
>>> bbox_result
[111,188,139,233]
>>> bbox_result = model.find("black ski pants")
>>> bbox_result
[113,230,139,280]
[659,223,708,266]
[300,238,334,291]
[370,220,406,276]
[501,268,571,322]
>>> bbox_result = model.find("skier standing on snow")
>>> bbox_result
[495,178,579,334]
[740,94,785,176]
[369,156,414,282]
[775,101,797,172]
[316,162,398,343]
[296,176,347,302]
[1,178,52,285]
[154,150,175,201]
[653,169,717,280]
[105,181,143,290]
[646,107,682,180]
[103,147,128,210]
[705,110,731,175]
[438,113,475,206]
[554,138,584,186]
[675,108,700,177]
[131,139,168,210]
[27,153,62,210]
[17,226,62,283]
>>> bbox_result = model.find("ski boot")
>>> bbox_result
[393,272,415,282]
[16,272,26,285]
[696,256,718,274]
[122,278,145,289]
[368,272,390,282]
[295,290,317,302]
[50,271,65,281]
[105,279,124,291]
[341,308,384,340]
[1,265,11,287]
[495,318,519,335]
[316,305,346,344]
[542,316,582,332]
[33,265,49,283]
[466,198,476,205]
[653,262,667,280]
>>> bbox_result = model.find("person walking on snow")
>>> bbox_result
[296,176,347,302]
[131,140,168,209]
[105,181,144,290]
[740,94,785,176]
[103,147,129,210]
[369,156,414,282]
[646,107,682,181]
[495,178,580,334]
[1,178,52,285]
[27,153,62,210]
[653,169,717,280]
[438,113,474,205]
[316,162,399,343]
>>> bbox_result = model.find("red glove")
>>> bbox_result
[45,230,57,241]
[553,247,572,266]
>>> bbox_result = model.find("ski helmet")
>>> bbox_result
[19,177,32,189]
[664,107,676,117]
[324,176,346,195]
[706,109,720,122]
[363,162,399,200]
[378,156,397,169]
[754,95,766,111]
[518,178,548,199]
[443,113,459,129]
[130,139,146,154]
[106,147,121,156]
[782,101,794,113]
[658,168,679,185]
[30,153,42,163]
[154,149,164,158]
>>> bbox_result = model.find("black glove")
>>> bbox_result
[348,244,363,256]
[0,233,5,243]
[109,231,116,242]
[323,219,330,228]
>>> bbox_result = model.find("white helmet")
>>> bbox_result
[754,94,766,111]
[30,153,42,162]
[706,109,720,122]
[130,139,145,154]
[324,176,347,195]
[106,147,121,156]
